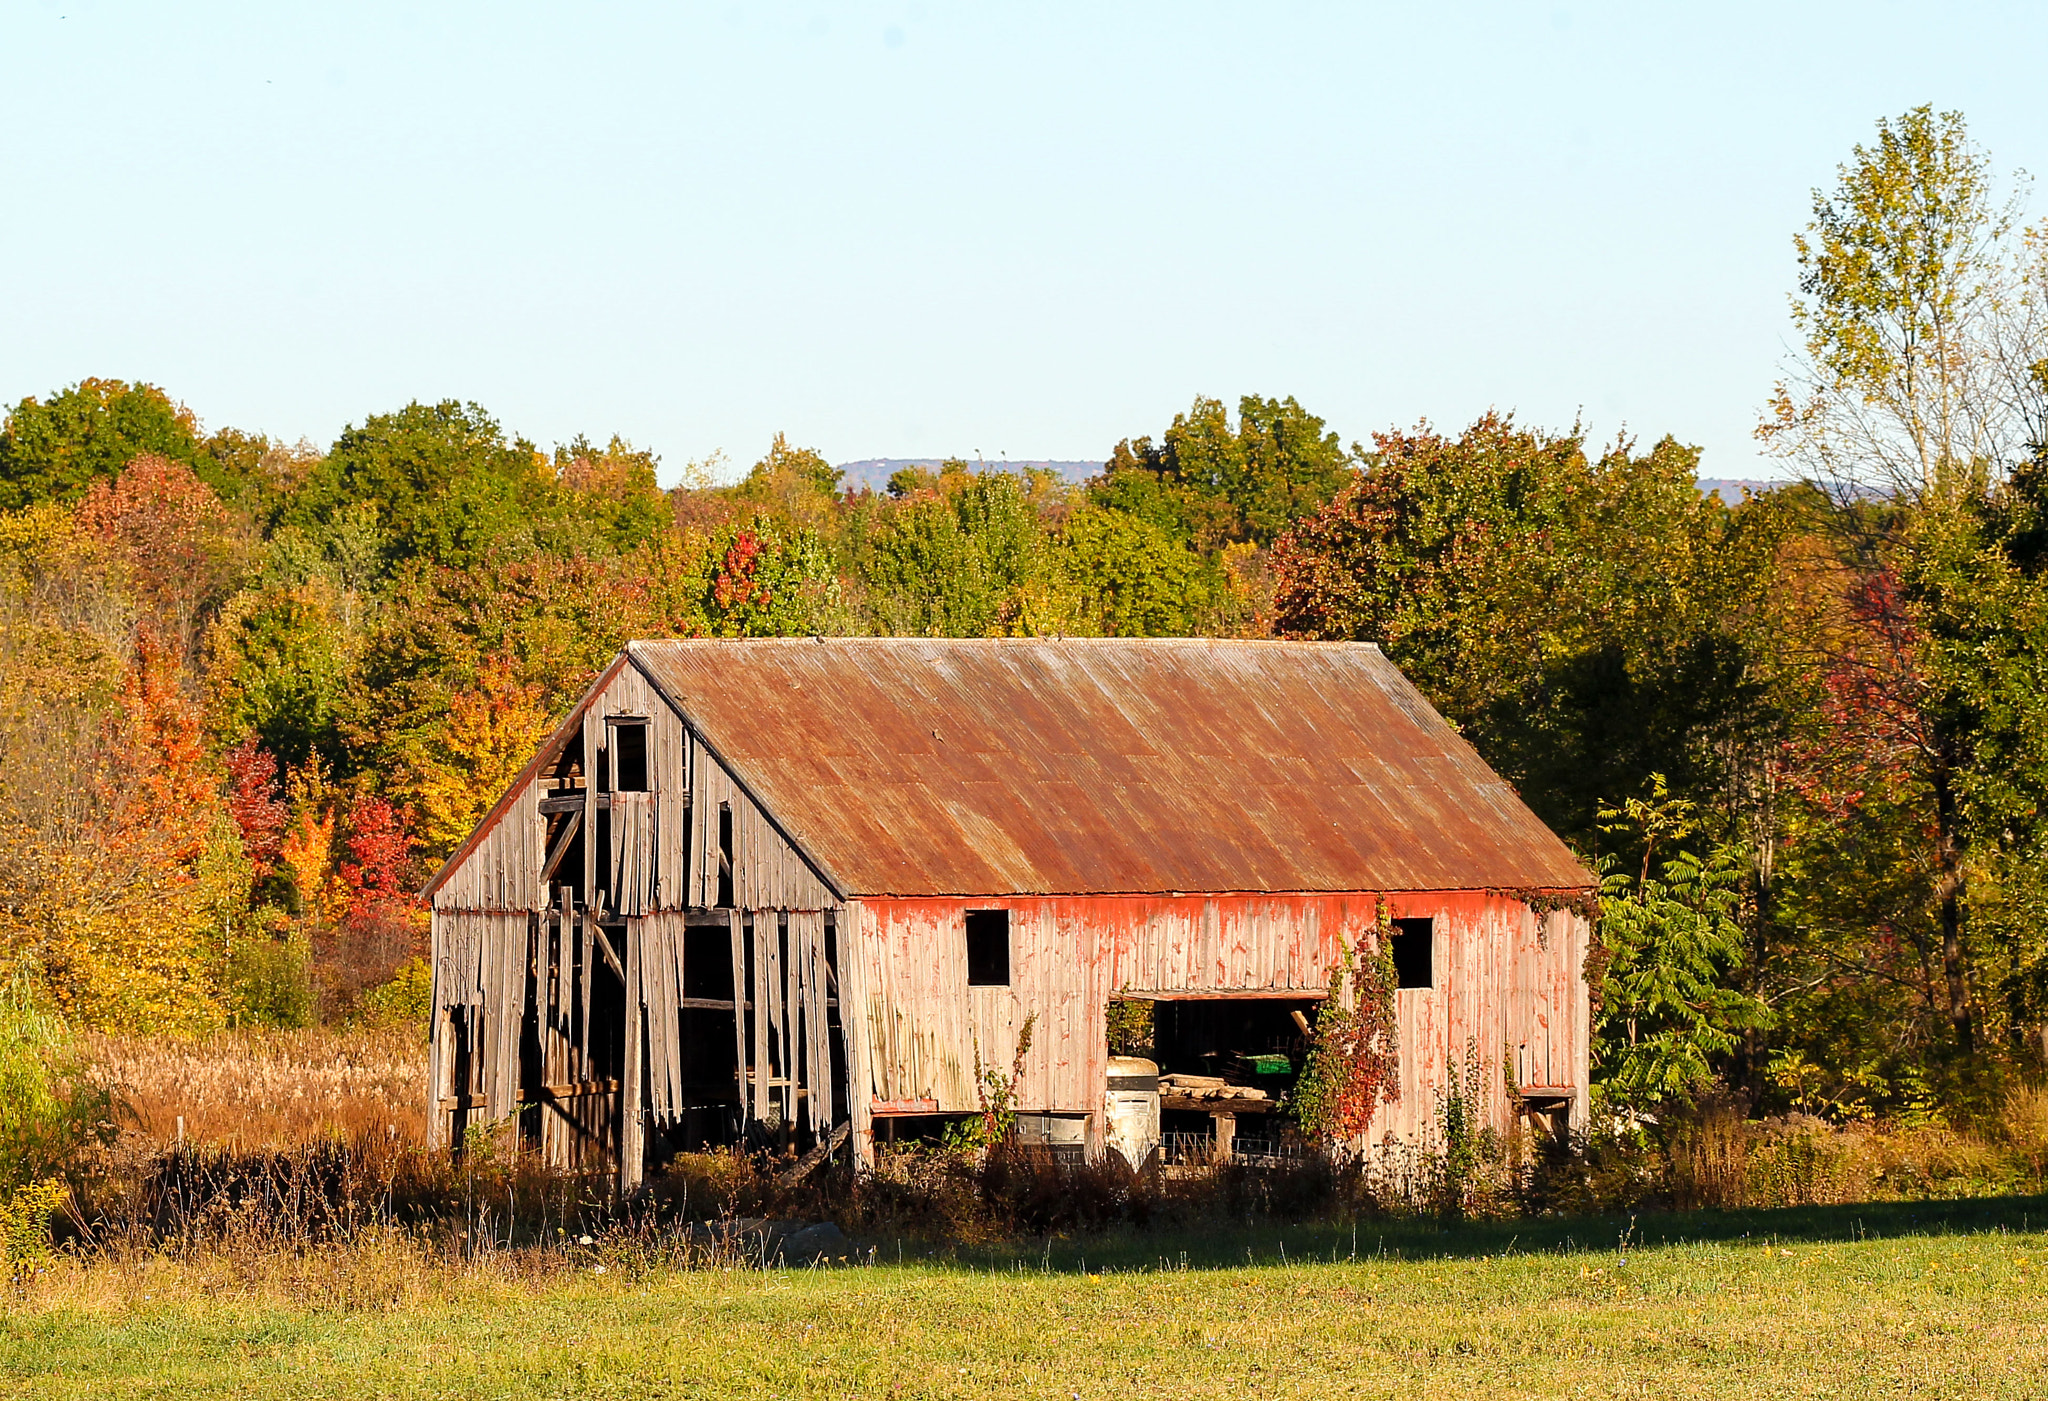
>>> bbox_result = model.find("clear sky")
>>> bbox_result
[2,2,2043,485]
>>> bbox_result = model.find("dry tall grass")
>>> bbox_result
[85,1026,426,1149]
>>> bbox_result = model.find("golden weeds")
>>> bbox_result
[85,1026,426,1149]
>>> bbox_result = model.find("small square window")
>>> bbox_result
[610,720,649,792]
[1391,917,1434,989]
[965,909,1010,986]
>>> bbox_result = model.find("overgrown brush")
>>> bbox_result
[0,980,115,1191]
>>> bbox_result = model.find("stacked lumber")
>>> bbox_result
[1158,1073,1272,1111]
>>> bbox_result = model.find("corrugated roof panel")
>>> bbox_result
[627,637,1591,897]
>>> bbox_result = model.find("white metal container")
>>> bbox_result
[1103,1056,1160,1168]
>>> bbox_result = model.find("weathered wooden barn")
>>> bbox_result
[422,637,1594,1183]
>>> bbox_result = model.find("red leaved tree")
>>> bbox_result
[75,454,245,662]
[319,793,426,1012]
[223,739,288,882]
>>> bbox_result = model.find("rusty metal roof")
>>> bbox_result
[628,638,1591,898]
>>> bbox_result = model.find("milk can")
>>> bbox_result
[1103,1056,1160,1168]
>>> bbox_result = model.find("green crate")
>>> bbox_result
[1243,1053,1292,1076]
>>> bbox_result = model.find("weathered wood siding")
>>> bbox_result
[428,657,846,1166]
[686,732,836,913]
[848,891,1588,1148]
[425,909,529,1149]
[430,658,832,918]
[430,785,545,914]
[1376,890,1590,1147]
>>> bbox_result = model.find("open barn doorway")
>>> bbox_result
[1142,995,1324,1165]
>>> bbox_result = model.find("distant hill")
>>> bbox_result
[834,458,1103,492]
[1698,478,1791,499]
[835,461,1791,501]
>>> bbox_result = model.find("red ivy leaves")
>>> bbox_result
[1296,924,1402,1142]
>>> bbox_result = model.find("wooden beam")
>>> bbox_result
[729,911,749,1128]
[841,900,873,1171]
[592,924,625,981]
[752,914,771,1126]
[1115,988,1331,1001]
[620,918,645,1194]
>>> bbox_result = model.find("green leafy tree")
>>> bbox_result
[288,401,556,573]
[0,379,207,510]
[206,584,356,772]
[1056,503,1207,635]
[698,519,843,638]
[1761,108,2048,1059]
[1270,413,1784,849]
[1594,778,1769,1107]
[348,543,708,804]
[0,981,112,1192]
[1094,394,1353,549]
[857,470,1055,636]
[552,435,674,554]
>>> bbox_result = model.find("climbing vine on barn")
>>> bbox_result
[1291,911,1401,1143]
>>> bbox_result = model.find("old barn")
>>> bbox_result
[422,637,1594,1183]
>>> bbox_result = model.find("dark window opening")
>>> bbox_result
[1391,916,1434,989]
[683,924,735,1000]
[965,909,1010,987]
[611,720,649,792]
[716,804,734,908]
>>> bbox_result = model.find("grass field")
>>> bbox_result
[8,1198,2048,1399]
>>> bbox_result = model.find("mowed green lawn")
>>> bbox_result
[9,1200,2048,1400]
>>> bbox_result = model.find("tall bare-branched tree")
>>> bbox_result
[1762,106,2046,503]
[1761,108,2048,1059]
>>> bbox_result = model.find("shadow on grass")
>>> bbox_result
[888,1194,2048,1274]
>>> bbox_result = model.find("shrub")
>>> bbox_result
[0,980,113,1191]
[354,957,431,1034]
[228,932,314,1029]
[0,1179,66,1273]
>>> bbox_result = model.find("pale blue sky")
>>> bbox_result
[2,2,2043,484]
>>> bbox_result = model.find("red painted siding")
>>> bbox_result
[849,890,1588,1150]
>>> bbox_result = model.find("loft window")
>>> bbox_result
[965,909,1010,987]
[609,719,649,792]
[1391,917,1434,989]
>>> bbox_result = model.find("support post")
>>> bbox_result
[619,916,645,1193]
[840,900,874,1171]
[1212,1111,1236,1163]
[729,910,748,1130]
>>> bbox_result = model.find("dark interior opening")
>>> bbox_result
[544,813,585,908]
[716,804,734,908]
[547,733,585,786]
[1150,997,1319,1081]
[611,721,649,792]
[587,920,628,1082]
[872,1114,974,1147]
[683,924,734,999]
[1391,916,1434,989]
[965,909,1010,986]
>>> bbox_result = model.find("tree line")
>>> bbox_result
[2,106,2046,1128]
